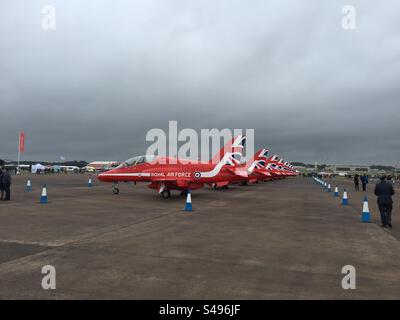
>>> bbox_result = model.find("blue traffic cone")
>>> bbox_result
[342,189,348,205]
[361,196,371,223]
[26,178,32,191]
[40,184,48,204]
[184,190,192,211]
[87,177,92,187]
[334,186,339,197]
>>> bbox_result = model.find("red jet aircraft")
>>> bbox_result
[210,148,268,188]
[247,149,274,182]
[212,148,295,186]
[264,155,297,178]
[98,135,247,198]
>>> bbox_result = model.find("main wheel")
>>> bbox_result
[112,187,119,195]
[161,190,171,199]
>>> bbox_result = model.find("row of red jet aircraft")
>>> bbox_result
[98,135,298,198]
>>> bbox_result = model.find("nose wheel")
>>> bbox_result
[112,183,119,195]
[161,190,171,199]
[112,187,119,194]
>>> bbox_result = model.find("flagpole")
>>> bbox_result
[17,133,21,173]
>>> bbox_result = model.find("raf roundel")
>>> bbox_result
[194,171,201,179]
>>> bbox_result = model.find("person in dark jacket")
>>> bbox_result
[374,176,395,228]
[0,169,4,200]
[361,174,369,192]
[1,169,11,201]
[353,174,360,191]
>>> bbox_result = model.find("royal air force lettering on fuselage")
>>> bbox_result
[151,172,191,178]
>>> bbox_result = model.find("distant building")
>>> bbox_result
[294,165,318,175]
[294,162,396,177]
[3,163,31,172]
[326,165,371,174]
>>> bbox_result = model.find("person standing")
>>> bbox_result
[361,174,369,192]
[0,169,4,200]
[354,174,360,191]
[1,169,12,201]
[374,176,395,228]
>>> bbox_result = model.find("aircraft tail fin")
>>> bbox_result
[199,135,246,179]
[210,135,246,165]
[246,148,269,173]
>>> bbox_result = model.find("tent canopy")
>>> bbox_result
[52,165,61,172]
[31,163,46,173]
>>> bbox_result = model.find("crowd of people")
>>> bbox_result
[353,174,369,191]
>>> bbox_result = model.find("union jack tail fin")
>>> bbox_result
[210,135,246,165]
[246,148,269,173]
[199,135,246,179]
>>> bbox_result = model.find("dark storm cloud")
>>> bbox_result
[0,0,399,165]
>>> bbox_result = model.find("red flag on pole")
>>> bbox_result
[19,131,25,153]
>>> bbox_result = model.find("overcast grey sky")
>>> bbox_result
[1,0,399,165]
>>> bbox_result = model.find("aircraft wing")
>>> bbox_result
[258,171,272,177]
[226,167,248,178]
[149,177,203,189]
[248,177,258,183]
[214,181,230,187]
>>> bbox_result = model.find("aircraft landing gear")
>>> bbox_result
[161,189,171,199]
[112,187,119,194]
[213,185,228,190]
[112,182,119,195]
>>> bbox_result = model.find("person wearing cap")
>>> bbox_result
[374,176,395,228]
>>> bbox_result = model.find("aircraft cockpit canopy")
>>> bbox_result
[117,155,156,168]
